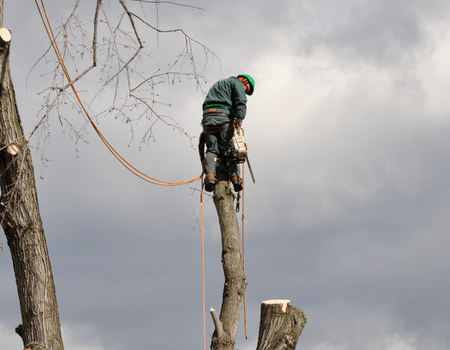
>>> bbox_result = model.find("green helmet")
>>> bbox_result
[238,74,255,95]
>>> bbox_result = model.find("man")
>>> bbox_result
[201,74,255,192]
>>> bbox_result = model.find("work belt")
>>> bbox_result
[202,106,233,133]
[203,105,231,113]
[202,122,233,133]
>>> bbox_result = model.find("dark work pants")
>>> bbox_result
[204,127,240,176]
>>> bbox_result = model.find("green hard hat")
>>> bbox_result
[238,74,255,95]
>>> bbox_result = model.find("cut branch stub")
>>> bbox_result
[6,143,19,155]
[0,27,11,43]
[256,299,307,350]
[210,308,225,340]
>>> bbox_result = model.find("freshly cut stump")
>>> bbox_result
[255,299,307,350]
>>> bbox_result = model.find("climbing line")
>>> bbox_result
[35,0,202,187]
[201,179,206,350]
[242,163,248,339]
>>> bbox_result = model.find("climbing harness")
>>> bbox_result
[202,122,234,133]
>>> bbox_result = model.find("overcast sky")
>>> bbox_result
[2,1,450,349]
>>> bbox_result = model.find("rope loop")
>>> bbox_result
[34,0,201,187]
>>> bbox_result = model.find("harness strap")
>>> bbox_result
[202,122,233,133]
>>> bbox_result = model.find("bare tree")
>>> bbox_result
[32,0,216,151]
[1,1,215,349]
[0,4,64,350]
[2,1,306,349]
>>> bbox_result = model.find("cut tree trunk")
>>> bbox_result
[210,160,248,350]
[256,300,307,350]
[207,158,307,350]
[0,24,64,350]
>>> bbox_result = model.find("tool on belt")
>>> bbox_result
[232,128,255,183]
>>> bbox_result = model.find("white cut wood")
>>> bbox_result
[262,299,291,313]
[0,27,11,42]
[7,144,19,155]
[210,308,225,340]
[256,300,307,350]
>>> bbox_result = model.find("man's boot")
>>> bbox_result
[230,173,243,192]
[204,172,216,192]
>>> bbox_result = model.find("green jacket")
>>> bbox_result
[202,76,247,122]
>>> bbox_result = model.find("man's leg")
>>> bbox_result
[219,128,243,192]
[204,133,219,192]
[229,162,243,192]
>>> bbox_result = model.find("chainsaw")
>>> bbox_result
[231,128,255,183]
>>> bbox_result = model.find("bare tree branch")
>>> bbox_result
[129,0,205,11]
[32,0,219,157]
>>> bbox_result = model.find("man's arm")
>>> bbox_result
[231,78,248,123]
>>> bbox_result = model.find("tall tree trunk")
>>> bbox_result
[208,161,307,350]
[0,6,65,349]
[210,160,248,350]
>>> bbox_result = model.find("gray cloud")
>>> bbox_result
[2,1,450,350]
[291,0,450,69]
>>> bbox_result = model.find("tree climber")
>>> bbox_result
[201,74,255,192]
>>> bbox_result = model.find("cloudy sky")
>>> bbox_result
[2,0,450,349]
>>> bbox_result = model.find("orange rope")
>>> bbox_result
[34,0,201,187]
[242,163,247,339]
[34,4,207,346]
[201,180,206,350]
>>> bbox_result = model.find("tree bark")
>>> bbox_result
[208,160,307,350]
[0,24,64,350]
[255,300,307,350]
[210,160,248,350]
